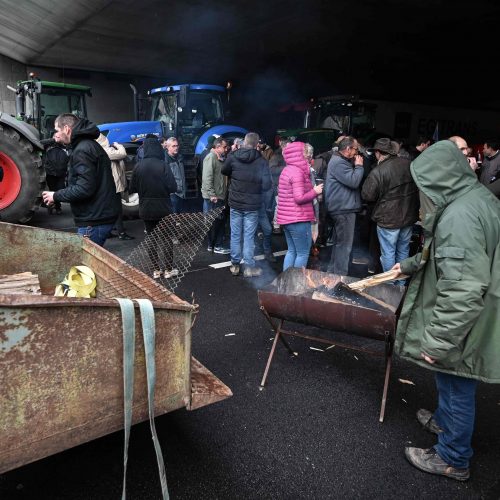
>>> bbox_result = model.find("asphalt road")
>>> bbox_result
[1,204,499,500]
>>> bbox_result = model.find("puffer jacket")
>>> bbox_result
[361,154,419,228]
[54,119,120,226]
[395,140,500,383]
[128,138,177,220]
[221,147,272,211]
[276,142,316,225]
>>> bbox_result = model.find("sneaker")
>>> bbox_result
[404,447,470,481]
[229,264,240,276]
[214,247,230,255]
[153,270,162,279]
[243,267,263,278]
[264,252,277,263]
[416,408,443,435]
[118,232,135,240]
[207,246,213,252]
[164,269,179,279]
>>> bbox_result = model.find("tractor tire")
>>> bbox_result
[0,124,45,224]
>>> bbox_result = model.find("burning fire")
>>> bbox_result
[302,268,342,290]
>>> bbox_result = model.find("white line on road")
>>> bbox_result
[209,250,287,269]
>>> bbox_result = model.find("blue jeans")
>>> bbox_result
[433,372,478,469]
[282,222,312,271]
[170,194,185,214]
[203,199,226,248]
[327,212,356,275]
[230,208,259,267]
[77,223,115,247]
[377,225,413,272]
[256,206,273,254]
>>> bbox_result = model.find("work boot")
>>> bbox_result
[417,408,443,435]
[264,252,277,263]
[404,447,470,481]
[229,264,240,276]
[243,266,263,278]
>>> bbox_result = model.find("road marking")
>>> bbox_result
[209,250,287,269]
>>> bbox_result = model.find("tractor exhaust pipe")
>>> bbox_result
[129,84,139,121]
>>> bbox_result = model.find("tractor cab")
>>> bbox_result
[15,76,91,139]
[149,84,226,140]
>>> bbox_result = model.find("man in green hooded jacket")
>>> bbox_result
[392,138,500,481]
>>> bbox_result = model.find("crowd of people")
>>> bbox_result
[40,114,500,482]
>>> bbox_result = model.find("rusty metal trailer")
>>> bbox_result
[0,222,231,475]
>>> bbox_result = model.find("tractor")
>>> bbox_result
[98,82,248,216]
[0,74,91,223]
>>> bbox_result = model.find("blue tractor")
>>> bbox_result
[98,83,247,216]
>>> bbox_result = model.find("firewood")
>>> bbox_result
[0,272,41,295]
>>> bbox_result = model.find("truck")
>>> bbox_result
[275,94,500,155]
[98,82,248,216]
[0,75,91,223]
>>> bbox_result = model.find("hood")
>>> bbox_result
[143,138,165,160]
[411,140,478,211]
[233,147,262,163]
[71,119,100,144]
[282,141,309,175]
[96,133,110,149]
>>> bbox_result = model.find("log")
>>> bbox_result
[0,272,41,295]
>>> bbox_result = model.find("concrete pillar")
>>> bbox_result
[0,55,27,116]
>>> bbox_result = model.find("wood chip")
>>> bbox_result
[0,272,41,295]
[398,378,415,386]
[225,333,236,337]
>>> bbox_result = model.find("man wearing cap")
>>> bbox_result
[324,136,364,275]
[361,138,419,281]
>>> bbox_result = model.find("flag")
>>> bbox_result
[432,122,439,142]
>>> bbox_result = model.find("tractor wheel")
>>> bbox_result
[0,125,44,223]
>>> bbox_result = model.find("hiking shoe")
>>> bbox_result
[404,447,470,481]
[118,232,135,240]
[153,270,162,279]
[417,408,443,435]
[229,264,240,276]
[214,247,230,255]
[264,252,277,263]
[164,269,179,279]
[243,267,263,278]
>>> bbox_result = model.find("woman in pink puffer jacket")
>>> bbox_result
[277,141,323,270]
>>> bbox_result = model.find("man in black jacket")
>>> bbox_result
[222,132,272,277]
[361,138,419,282]
[42,114,120,246]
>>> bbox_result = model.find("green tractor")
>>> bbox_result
[275,96,382,155]
[0,74,91,223]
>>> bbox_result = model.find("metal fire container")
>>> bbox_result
[0,222,232,474]
[258,268,406,422]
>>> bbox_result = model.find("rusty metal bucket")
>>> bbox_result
[0,222,232,474]
[258,268,405,422]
